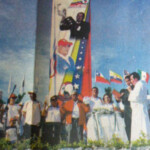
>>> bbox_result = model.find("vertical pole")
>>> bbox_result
[34,0,52,102]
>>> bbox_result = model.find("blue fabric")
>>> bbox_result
[56,54,75,75]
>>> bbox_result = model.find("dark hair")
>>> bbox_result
[64,91,69,95]
[50,95,58,101]
[0,99,3,104]
[103,94,108,101]
[130,72,140,80]
[125,75,130,80]
[103,94,112,103]
[92,87,99,92]
[77,12,85,19]
[120,89,127,94]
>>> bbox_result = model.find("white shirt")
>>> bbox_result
[129,80,147,103]
[128,80,150,141]
[7,104,20,126]
[22,100,41,125]
[45,107,61,123]
[72,101,79,119]
[113,98,124,111]
[89,97,102,112]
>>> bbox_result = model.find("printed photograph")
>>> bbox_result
[0,0,150,149]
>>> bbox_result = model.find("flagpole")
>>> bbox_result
[95,70,97,87]
[109,70,114,102]
[123,69,125,88]
[19,74,25,95]
[22,74,25,94]
[23,74,25,94]
[8,74,12,96]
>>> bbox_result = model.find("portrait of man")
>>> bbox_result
[60,12,90,39]
[56,39,75,75]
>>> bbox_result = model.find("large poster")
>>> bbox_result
[49,0,92,98]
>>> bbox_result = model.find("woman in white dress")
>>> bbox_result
[99,94,115,141]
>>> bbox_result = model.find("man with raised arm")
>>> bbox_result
[128,72,150,141]
[60,90,90,143]
[60,12,90,39]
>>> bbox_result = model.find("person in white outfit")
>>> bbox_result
[6,94,20,143]
[22,91,41,139]
[42,95,61,145]
[128,72,150,141]
[99,94,115,141]
[86,87,103,141]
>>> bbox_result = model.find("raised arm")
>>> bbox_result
[60,16,76,30]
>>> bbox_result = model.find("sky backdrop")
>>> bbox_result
[1,0,150,102]
[0,0,37,102]
[91,0,150,98]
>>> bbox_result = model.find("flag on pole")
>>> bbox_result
[8,74,12,95]
[8,85,16,101]
[138,70,149,83]
[69,0,89,8]
[22,76,25,91]
[95,72,110,84]
[124,70,130,78]
[109,70,123,84]
[19,75,25,94]
[12,85,16,94]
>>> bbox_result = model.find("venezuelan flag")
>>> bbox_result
[109,70,122,84]
[70,0,89,8]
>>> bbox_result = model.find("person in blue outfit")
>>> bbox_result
[56,39,75,75]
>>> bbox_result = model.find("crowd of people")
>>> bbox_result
[0,72,150,145]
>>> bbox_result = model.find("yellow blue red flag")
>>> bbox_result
[109,70,122,84]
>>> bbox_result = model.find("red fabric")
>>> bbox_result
[146,73,149,83]
[96,76,110,84]
[110,79,122,84]
[81,6,92,97]
[60,100,90,125]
